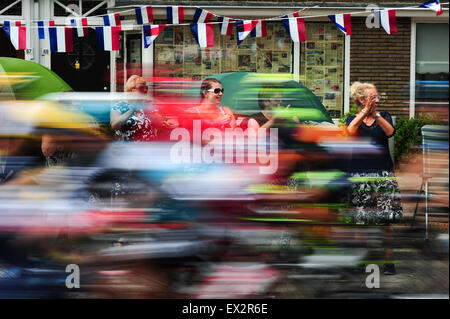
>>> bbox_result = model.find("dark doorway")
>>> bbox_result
[51,28,110,92]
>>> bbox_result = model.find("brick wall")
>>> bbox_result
[350,17,411,118]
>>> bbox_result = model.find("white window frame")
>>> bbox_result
[410,18,449,119]
[343,34,351,115]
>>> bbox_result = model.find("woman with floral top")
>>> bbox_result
[110,75,158,141]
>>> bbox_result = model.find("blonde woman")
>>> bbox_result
[110,75,158,141]
[345,81,403,275]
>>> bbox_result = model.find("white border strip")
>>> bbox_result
[344,33,351,114]
[410,20,416,119]
[293,42,300,82]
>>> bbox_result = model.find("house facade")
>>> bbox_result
[1,0,448,119]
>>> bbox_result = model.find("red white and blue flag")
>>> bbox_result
[95,26,120,51]
[190,23,214,48]
[135,6,153,25]
[49,27,73,52]
[2,20,22,36]
[166,6,184,25]
[103,13,121,27]
[250,20,267,38]
[328,13,352,35]
[235,20,259,45]
[218,17,233,36]
[37,20,55,39]
[3,21,27,50]
[378,9,397,34]
[143,24,166,48]
[283,12,300,19]
[281,17,307,43]
[70,17,89,37]
[193,8,213,23]
[419,0,443,16]
[2,20,21,38]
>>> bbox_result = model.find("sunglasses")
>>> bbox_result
[365,95,382,100]
[207,88,224,94]
[132,85,148,93]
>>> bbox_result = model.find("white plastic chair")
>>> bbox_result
[411,125,449,240]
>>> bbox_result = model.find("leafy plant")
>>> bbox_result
[393,113,442,163]
[338,104,359,125]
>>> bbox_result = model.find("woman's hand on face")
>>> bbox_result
[368,94,378,116]
[362,95,376,114]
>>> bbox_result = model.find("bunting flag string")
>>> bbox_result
[250,20,267,38]
[419,0,443,15]
[236,20,259,45]
[2,20,21,38]
[8,26,27,50]
[284,12,301,19]
[190,23,214,48]
[95,26,120,51]
[379,9,397,34]
[281,17,307,43]
[1,3,445,30]
[3,21,27,50]
[143,24,166,48]
[70,17,89,37]
[49,27,73,52]
[328,13,352,36]
[193,8,214,23]
[37,20,55,39]
[103,13,121,27]
[218,17,234,36]
[0,3,446,51]
[167,6,184,25]
[135,6,153,25]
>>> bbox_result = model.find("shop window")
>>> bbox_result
[0,0,22,16]
[126,33,142,75]
[154,22,293,80]
[115,33,141,92]
[300,23,345,118]
[115,33,125,92]
[415,23,449,109]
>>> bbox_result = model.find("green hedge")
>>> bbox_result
[393,114,441,163]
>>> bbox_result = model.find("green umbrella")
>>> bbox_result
[207,72,333,124]
[0,57,72,100]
